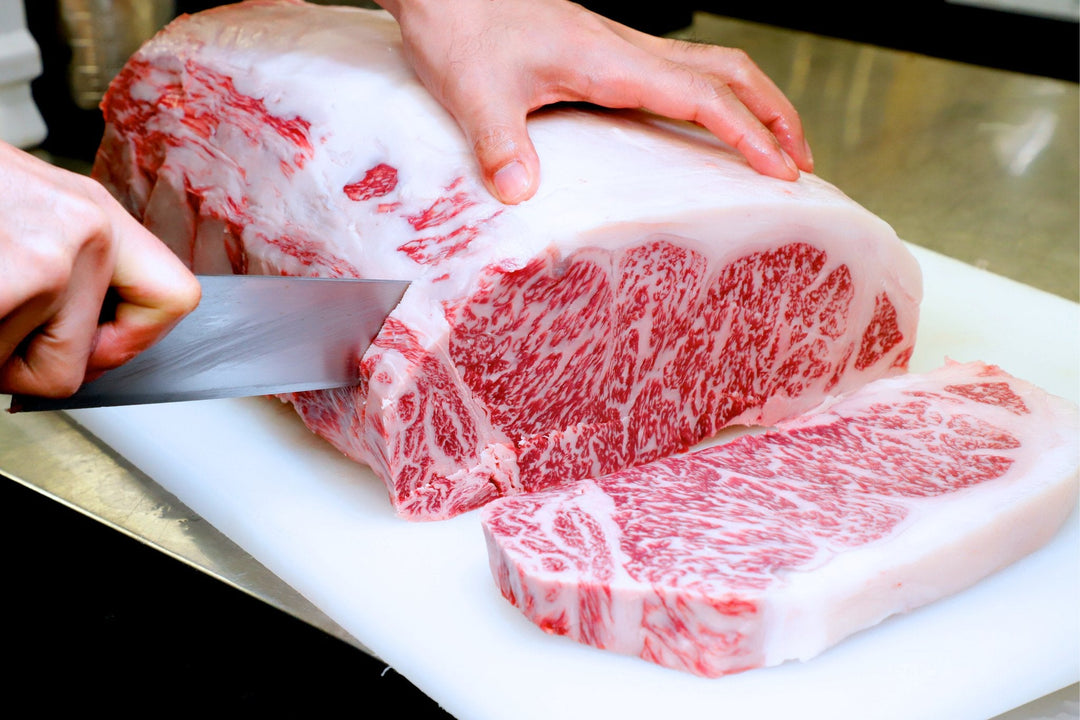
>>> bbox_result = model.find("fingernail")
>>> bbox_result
[803,138,814,169]
[493,160,530,204]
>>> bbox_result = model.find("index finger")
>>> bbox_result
[577,46,801,180]
[662,40,812,173]
[601,25,812,173]
[87,189,201,373]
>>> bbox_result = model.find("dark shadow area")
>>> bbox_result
[1,476,453,715]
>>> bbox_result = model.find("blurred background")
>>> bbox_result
[7,0,1078,162]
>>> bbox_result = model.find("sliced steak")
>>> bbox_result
[481,361,1079,676]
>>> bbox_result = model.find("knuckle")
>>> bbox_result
[140,270,203,327]
[705,75,739,103]
[60,180,115,244]
[171,273,203,317]
[708,47,756,88]
[723,47,752,65]
[471,124,523,164]
[47,369,85,398]
[471,124,513,153]
[23,244,76,298]
[1,357,85,399]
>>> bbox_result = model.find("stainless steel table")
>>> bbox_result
[2,12,1076,717]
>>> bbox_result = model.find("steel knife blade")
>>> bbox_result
[11,274,409,411]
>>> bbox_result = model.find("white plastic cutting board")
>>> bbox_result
[67,244,1079,720]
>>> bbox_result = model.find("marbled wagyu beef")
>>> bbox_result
[93,0,922,519]
[481,361,1080,677]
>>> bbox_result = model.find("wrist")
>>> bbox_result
[372,0,436,22]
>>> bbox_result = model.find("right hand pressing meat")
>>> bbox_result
[0,141,201,398]
[376,0,813,204]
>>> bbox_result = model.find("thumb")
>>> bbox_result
[462,109,541,205]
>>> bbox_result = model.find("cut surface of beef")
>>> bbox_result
[93,0,922,519]
[480,361,1079,677]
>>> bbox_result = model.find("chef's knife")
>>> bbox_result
[11,274,409,411]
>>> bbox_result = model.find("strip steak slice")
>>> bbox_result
[481,361,1079,676]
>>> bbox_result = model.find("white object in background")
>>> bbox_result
[0,0,46,148]
[947,0,1080,22]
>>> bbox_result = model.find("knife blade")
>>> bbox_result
[11,274,409,411]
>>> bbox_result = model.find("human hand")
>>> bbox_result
[376,0,813,204]
[0,141,201,398]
